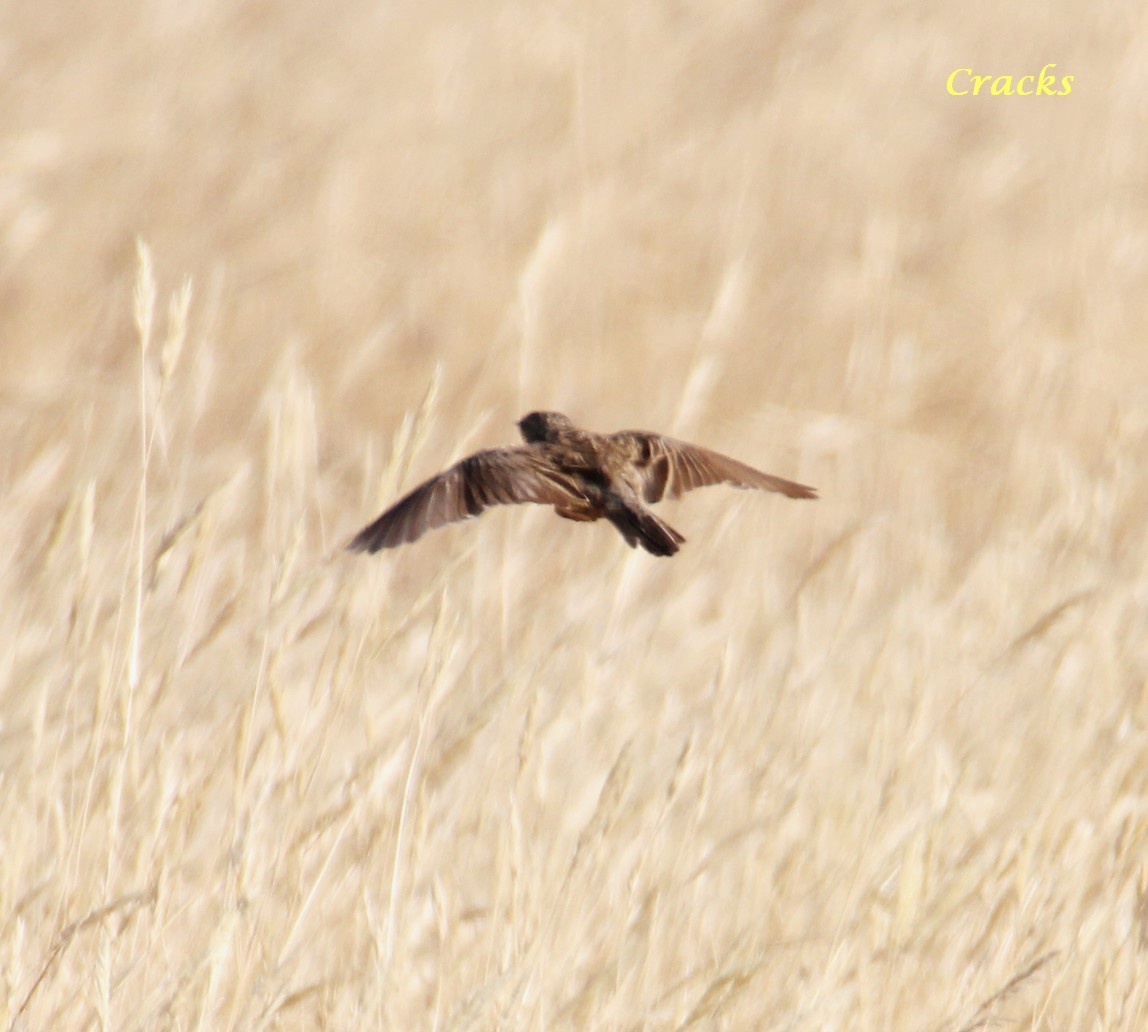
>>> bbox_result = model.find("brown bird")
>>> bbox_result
[347,411,816,557]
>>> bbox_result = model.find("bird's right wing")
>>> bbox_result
[347,447,584,553]
[613,432,818,503]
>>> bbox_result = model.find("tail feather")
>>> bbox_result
[608,506,685,557]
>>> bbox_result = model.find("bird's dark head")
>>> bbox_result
[517,411,574,443]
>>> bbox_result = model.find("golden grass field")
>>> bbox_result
[4,1,1148,1028]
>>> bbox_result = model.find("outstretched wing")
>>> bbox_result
[613,432,817,503]
[347,447,584,553]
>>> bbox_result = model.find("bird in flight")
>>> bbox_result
[347,411,816,558]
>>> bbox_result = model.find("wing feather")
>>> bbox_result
[614,432,817,503]
[347,447,583,553]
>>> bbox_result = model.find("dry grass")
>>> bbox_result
[4,1,1148,1028]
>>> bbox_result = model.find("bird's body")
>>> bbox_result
[348,411,815,557]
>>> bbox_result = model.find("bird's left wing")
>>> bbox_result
[347,447,585,553]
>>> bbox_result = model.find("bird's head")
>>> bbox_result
[517,411,574,443]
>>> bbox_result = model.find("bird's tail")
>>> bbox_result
[608,505,686,557]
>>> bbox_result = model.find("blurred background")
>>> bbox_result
[4,1,1148,1028]
[10,1,1145,478]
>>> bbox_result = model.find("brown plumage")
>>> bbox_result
[347,411,816,557]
